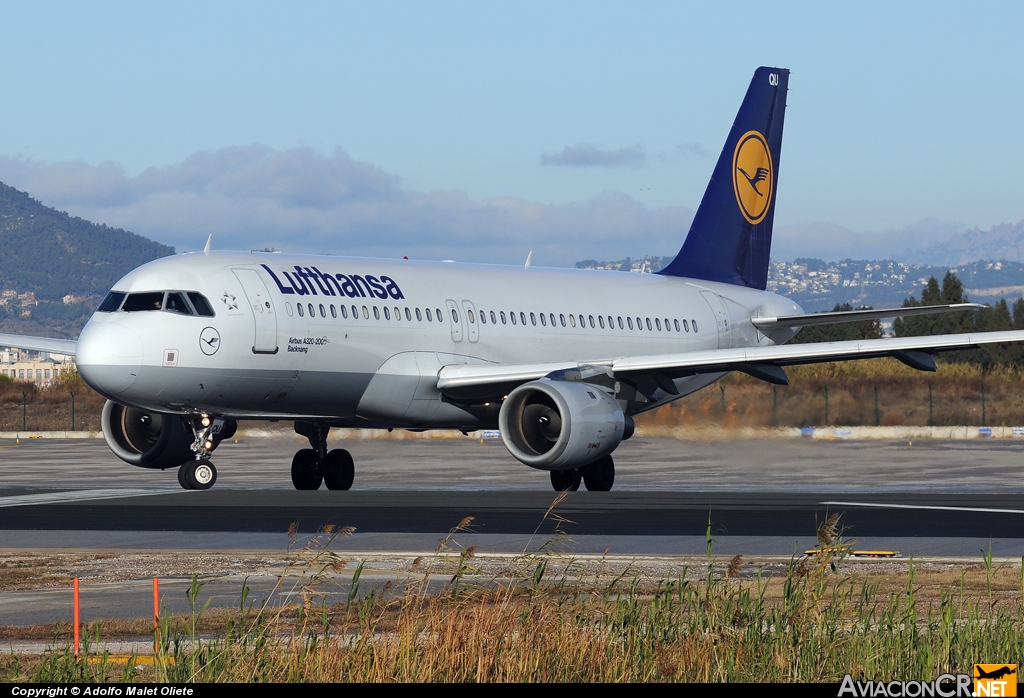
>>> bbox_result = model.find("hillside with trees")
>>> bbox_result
[0,181,174,337]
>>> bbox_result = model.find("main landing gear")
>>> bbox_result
[292,421,354,491]
[177,414,236,490]
[549,455,615,492]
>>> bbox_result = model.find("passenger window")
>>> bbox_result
[286,302,293,317]
[479,310,486,324]
[510,312,517,325]
[599,316,605,329]
[436,308,443,321]
[165,292,193,315]
[559,313,565,327]
[415,308,422,321]
[468,310,475,324]
[297,303,305,317]
[549,313,555,326]
[187,293,216,317]
[655,318,661,331]
[98,291,126,312]
[406,307,412,321]
[627,317,633,330]
[636,317,642,330]
[330,305,337,319]
[451,308,459,323]
[664,318,670,331]
[340,305,348,319]
[589,315,595,328]
[425,308,432,321]
[674,319,680,332]
[500,311,507,324]
[617,316,624,329]
[539,313,546,327]
[608,316,614,329]
[693,320,698,332]
[308,303,315,317]
[123,292,165,312]
[362,306,369,319]
[529,312,535,326]
[490,311,496,324]
[373,306,380,320]
[578,314,585,328]
[569,314,576,328]
[394,306,401,321]
[318,304,325,318]
[520,312,526,325]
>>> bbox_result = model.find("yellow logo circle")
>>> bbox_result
[732,130,773,224]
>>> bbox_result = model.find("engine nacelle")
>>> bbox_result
[101,400,194,470]
[498,379,625,471]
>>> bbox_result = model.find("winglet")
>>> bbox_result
[204,234,212,255]
[525,251,532,270]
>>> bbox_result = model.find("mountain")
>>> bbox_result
[0,181,174,337]
[911,219,1024,265]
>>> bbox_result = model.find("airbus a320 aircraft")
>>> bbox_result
[5,67,1021,492]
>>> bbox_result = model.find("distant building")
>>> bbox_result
[0,349,75,386]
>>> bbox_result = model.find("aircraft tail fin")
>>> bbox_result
[658,67,789,290]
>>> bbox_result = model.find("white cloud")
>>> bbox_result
[541,143,647,168]
[0,146,693,266]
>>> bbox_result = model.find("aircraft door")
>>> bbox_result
[699,290,731,349]
[445,299,464,342]
[233,268,279,354]
[462,300,479,343]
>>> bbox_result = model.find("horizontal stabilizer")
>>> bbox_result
[0,333,77,356]
[750,303,984,330]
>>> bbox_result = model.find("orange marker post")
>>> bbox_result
[153,577,160,653]
[73,577,80,658]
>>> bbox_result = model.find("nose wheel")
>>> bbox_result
[292,421,355,491]
[178,459,217,490]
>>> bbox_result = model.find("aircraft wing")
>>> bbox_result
[750,303,983,329]
[436,329,1024,401]
[0,334,78,356]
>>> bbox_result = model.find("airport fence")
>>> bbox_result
[2,358,1023,433]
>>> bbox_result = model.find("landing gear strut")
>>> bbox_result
[292,421,354,491]
[177,413,234,490]
[549,455,615,492]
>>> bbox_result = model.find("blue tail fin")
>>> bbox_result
[658,67,789,290]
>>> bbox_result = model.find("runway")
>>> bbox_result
[0,434,1021,557]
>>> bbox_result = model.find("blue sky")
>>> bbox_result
[1,1,1021,264]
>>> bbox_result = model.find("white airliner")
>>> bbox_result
[4,66,1020,492]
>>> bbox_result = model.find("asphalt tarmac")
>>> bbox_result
[0,434,1021,555]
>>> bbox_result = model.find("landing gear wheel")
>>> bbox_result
[583,455,615,492]
[177,463,191,490]
[323,449,354,491]
[291,448,323,490]
[179,459,217,490]
[550,468,581,492]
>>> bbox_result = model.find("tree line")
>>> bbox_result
[790,270,1024,369]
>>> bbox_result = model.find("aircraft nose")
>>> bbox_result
[76,320,143,396]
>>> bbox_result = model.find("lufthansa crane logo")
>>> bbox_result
[732,130,773,225]
[199,327,221,356]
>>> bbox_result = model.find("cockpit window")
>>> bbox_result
[165,292,193,315]
[187,292,216,317]
[98,292,126,313]
[122,292,165,312]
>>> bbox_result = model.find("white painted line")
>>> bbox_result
[0,488,178,508]
[821,501,1024,515]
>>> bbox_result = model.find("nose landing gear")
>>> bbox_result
[178,459,217,490]
[292,421,354,491]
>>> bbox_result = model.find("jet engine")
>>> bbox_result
[498,379,625,471]
[100,400,195,470]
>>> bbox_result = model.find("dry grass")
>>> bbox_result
[3,526,1023,683]
[638,359,1024,429]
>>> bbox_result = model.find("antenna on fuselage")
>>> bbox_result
[203,234,212,255]
[525,251,532,270]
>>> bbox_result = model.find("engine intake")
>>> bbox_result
[101,400,194,470]
[498,379,625,470]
